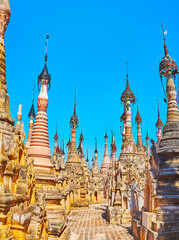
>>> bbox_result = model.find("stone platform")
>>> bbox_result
[67,204,136,240]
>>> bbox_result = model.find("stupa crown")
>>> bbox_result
[80,131,84,142]
[54,131,58,141]
[135,107,142,124]
[111,133,117,152]
[70,89,78,128]
[145,130,149,141]
[156,106,163,128]
[94,137,98,154]
[66,135,71,148]
[28,85,36,118]
[121,62,136,104]
[159,25,178,79]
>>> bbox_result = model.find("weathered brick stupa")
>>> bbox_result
[133,29,179,240]
[28,35,53,170]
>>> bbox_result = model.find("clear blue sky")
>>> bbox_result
[5,0,179,168]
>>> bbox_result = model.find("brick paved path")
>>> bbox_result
[67,204,137,240]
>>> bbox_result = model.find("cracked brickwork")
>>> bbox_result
[67,205,137,240]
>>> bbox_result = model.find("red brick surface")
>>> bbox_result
[67,205,137,240]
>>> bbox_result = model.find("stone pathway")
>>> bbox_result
[67,204,137,240]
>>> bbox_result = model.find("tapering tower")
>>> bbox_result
[93,138,99,174]
[120,62,136,153]
[86,149,89,168]
[66,90,80,165]
[0,1,14,150]
[155,105,163,143]
[78,131,88,170]
[135,107,144,153]
[54,124,58,151]
[77,131,84,155]
[100,131,110,174]
[110,63,146,225]
[66,134,71,150]
[145,130,150,159]
[110,131,117,171]
[28,35,52,170]
[65,90,85,177]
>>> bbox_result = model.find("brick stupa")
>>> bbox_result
[28,36,52,170]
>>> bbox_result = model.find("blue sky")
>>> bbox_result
[5,0,179,168]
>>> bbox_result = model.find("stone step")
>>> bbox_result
[155,207,179,221]
[148,229,179,240]
[152,220,179,232]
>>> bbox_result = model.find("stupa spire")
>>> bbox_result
[54,122,59,150]
[135,106,144,153]
[145,128,150,159]
[66,133,71,149]
[156,102,163,143]
[120,62,136,153]
[162,23,169,57]
[86,149,89,168]
[110,130,117,171]
[94,138,99,171]
[28,84,36,119]
[66,88,79,163]
[159,25,179,122]
[100,130,110,173]
[28,35,52,170]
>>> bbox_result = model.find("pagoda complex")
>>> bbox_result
[0,1,179,240]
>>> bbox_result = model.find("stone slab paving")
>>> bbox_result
[67,204,137,240]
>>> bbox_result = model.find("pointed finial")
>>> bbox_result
[94,137,98,153]
[86,149,89,162]
[111,129,113,138]
[54,122,58,141]
[62,139,64,153]
[104,129,108,139]
[126,61,129,85]
[38,34,51,90]
[75,87,77,106]
[74,87,77,115]
[32,84,35,104]
[161,23,168,57]
[161,23,165,41]
[56,121,58,133]
[136,91,138,107]
[157,99,160,110]
[157,99,161,117]
[70,87,79,128]
[135,105,142,124]
[80,131,84,142]
[28,85,36,118]
[156,100,163,127]
[45,34,49,62]
[126,61,128,79]
[145,121,149,140]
